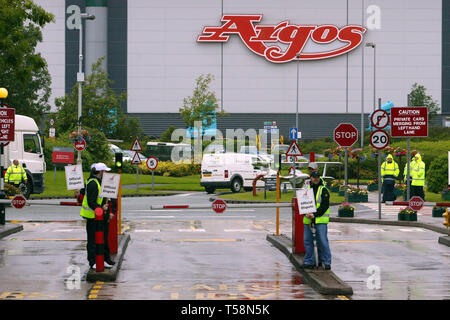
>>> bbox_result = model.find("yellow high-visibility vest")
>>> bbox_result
[80,178,103,219]
[5,164,27,184]
[303,185,330,225]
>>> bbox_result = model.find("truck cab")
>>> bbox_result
[4,115,46,198]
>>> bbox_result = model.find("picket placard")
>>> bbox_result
[65,164,84,190]
[296,188,316,214]
[99,172,121,199]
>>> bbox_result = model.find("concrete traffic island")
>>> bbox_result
[438,235,450,247]
[86,233,131,282]
[267,234,353,296]
[0,223,23,239]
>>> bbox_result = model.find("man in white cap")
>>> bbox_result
[80,162,116,269]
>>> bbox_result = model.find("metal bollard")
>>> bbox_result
[94,207,104,272]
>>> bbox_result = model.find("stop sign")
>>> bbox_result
[212,199,226,214]
[74,138,86,151]
[334,123,358,147]
[11,195,27,209]
[409,196,424,211]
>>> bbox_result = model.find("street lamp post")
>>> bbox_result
[366,43,376,112]
[0,88,8,225]
[77,13,95,165]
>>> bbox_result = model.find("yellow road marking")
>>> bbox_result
[170,292,179,299]
[88,281,104,300]
[337,295,350,300]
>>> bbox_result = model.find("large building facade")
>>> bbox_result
[36,0,448,139]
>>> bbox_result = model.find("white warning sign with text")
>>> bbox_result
[65,164,85,190]
[296,188,316,214]
[99,173,120,199]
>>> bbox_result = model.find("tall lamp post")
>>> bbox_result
[77,13,95,165]
[0,88,8,225]
[366,42,376,112]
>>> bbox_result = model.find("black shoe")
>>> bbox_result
[324,265,331,270]
[105,258,116,267]
[302,264,314,269]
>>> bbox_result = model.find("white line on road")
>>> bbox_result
[224,229,257,232]
[178,229,206,232]
[134,229,161,233]
[126,209,257,213]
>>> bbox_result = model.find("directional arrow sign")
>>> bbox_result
[131,137,143,151]
[286,141,303,156]
[290,127,298,140]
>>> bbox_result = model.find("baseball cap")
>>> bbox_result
[308,162,318,170]
[91,162,111,172]
[310,171,320,178]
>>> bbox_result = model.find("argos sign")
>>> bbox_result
[197,15,366,63]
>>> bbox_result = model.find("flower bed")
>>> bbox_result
[329,180,343,193]
[394,184,406,197]
[348,187,368,203]
[338,203,355,217]
[442,188,450,201]
[398,207,417,221]
[367,179,378,192]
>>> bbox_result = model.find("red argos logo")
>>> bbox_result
[197,15,366,63]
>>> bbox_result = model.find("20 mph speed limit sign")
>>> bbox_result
[370,130,390,150]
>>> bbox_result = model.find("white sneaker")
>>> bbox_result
[104,261,114,268]
[90,264,96,269]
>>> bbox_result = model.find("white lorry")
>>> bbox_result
[200,153,277,193]
[3,114,46,198]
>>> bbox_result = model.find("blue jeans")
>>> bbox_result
[303,223,332,266]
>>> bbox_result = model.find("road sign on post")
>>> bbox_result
[146,157,158,192]
[369,130,390,150]
[334,123,358,147]
[131,138,142,151]
[212,199,226,214]
[409,196,424,211]
[370,109,390,130]
[334,123,358,204]
[74,138,86,151]
[390,107,428,137]
[11,195,27,209]
[290,128,298,140]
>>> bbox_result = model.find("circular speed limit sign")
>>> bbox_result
[146,157,158,170]
[370,130,390,150]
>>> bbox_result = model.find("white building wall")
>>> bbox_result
[127,0,442,114]
[34,0,66,112]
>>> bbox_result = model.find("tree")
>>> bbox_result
[52,57,143,141]
[179,74,226,134]
[0,0,54,124]
[409,83,440,120]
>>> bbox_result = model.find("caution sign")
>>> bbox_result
[131,152,141,165]
[390,107,428,137]
[0,106,15,143]
[99,173,121,199]
[65,164,84,190]
[131,137,143,151]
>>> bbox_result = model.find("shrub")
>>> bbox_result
[426,154,448,193]
[5,184,20,197]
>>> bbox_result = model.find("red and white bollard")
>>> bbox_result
[292,197,305,253]
[95,207,104,272]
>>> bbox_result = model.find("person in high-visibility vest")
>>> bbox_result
[302,171,331,270]
[411,153,426,200]
[381,154,399,202]
[80,163,116,269]
[5,159,27,187]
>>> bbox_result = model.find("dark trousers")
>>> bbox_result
[85,216,111,266]
[382,179,396,202]
[411,186,425,200]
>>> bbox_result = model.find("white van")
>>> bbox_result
[5,115,46,198]
[200,153,276,193]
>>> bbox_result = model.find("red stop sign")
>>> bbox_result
[74,138,86,151]
[12,195,27,209]
[409,196,424,211]
[334,123,358,147]
[212,199,226,214]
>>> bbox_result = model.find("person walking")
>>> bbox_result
[381,154,399,202]
[80,163,116,269]
[302,171,332,270]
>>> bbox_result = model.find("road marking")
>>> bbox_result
[53,229,75,232]
[134,209,256,213]
[178,229,206,232]
[357,228,386,233]
[224,229,253,232]
[160,238,238,242]
[337,295,350,300]
[333,240,380,243]
[399,228,425,232]
[134,229,161,233]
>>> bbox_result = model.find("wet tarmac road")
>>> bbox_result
[0,193,449,300]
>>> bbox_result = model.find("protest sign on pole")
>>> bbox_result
[65,164,84,190]
[99,173,121,199]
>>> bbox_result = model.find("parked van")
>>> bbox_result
[5,115,46,198]
[200,153,276,193]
